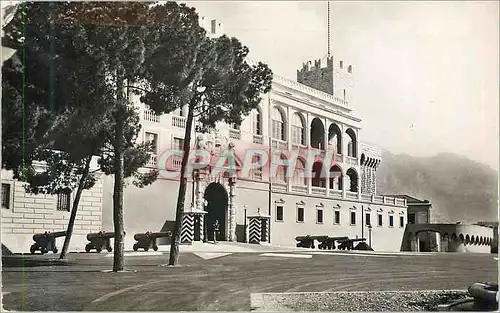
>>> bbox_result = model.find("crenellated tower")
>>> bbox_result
[296,57,354,104]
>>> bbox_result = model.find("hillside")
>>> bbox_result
[376,151,498,223]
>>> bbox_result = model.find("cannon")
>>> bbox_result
[133,231,172,252]
[318,236,349,250]
[30,231,67,254]
[296,235,315,249]
[338,238,366,250]
[85,231,119,253]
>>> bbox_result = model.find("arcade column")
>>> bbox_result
[247,208,271,244]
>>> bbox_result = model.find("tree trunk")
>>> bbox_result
[113,83,126,272]
[168,102,195,266]
[59,156,92,259]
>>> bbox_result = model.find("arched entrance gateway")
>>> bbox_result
[204,183,229,241]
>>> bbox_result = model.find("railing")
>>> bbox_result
[291,185,307,193]
[384,196,395,204]
[291,143,307,151]
[395,198,406,206]
[143,108,159,123]
[252,169,262,180]
[253,134,263,145]
[311,186,326,195]
[373,195,384,203]
[147,154,157,167]
[229,129,241,140]
[271,182,287,192]
[361,194,372,202]
[271,139,287,150]
[345,191,358,200]
[329,189,342,198]
[171,156,182,170]
[273,74,349,108]
[172,116,186,128]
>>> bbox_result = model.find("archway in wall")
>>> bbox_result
[346,168,358,192]
[328,123,342,154]
[204,183,229,241]
[329,165,343,191]
[310,118,325,149]
[415,230,442,252]
[312,161,326,188]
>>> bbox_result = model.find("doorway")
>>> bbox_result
[204,183,229,241]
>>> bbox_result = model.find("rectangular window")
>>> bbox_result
[399,216,405,228]
[350,211,356,225]
[276,205,284,221]
[365,213,371,226]
[1,184,11,209]
[173,137,184,151]
[57,190,71,212]
[145,132,158,153]
[334,211,340,224]
[297,207,304,222]
[408,213,416,224]
[378,214,383,226]
[317,209,323,224]
[389,215,394,227]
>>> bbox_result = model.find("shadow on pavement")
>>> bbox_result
[2,256,73,268]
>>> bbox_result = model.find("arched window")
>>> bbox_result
[291,113,305,145]
[271,107,286,141]
[252,108,262,135]
[295,158,307,186]
[274,154,288,183]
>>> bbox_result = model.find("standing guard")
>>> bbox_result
[213,220,220,244]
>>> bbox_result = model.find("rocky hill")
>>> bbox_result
[376,151,498,223]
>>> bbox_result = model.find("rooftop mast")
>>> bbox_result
[327,1,331,57]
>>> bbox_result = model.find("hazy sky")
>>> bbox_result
[184,1,499,170]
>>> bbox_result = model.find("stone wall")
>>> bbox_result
[1,169,103,253]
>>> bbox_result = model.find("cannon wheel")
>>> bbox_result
[30,245,36,254]
[85,245,91,253]
[133,244,138,252]
[52,248,58,254]
[96,247,102,253]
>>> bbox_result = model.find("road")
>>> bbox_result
[2,250,497,311]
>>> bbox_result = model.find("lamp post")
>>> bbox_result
[367,225,373,247]
[203,200,208,243]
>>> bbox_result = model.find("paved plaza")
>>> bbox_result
[2,243,497,311]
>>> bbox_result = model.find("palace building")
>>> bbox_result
[1,15,412,253]
[96,17,409,252]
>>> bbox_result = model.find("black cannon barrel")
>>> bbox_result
[87,232,116,240]
[33,231,66,241]
[148,231,172,238]
[329,236,349,240]
[52,231,67,238]
[295,236,311,241]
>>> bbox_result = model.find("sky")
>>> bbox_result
[183,1,499,171]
